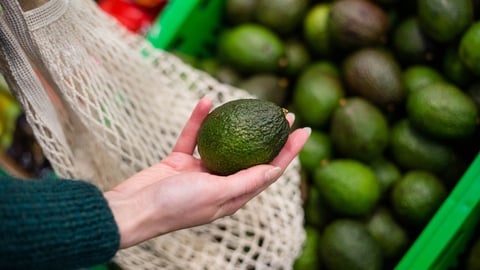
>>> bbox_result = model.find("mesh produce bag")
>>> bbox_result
[0,0,305,269]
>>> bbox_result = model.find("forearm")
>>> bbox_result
[0,176,120,270]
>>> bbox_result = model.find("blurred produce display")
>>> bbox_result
[97,0,168,34]
[5,113,56,179]
[176,0,480,269]
[0,76,54,179]
[0,76,21,150]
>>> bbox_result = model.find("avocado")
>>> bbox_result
[255,0,310,35]
[329,0,389,51]
[224,0,257,25]
[303,3,333,57]
[369,157,401,197]
[319,219,383,270]
[293,68,344,128]
[299,61,340,80]
[390,119,456,173]
[304,185,333,229]
[213,65,242,86]
[330,97,389,162]
[298,129,332,174]
[402,65,444,95]
[280,38,312,78]
[294,227,322,270]
[443,46,474,88]
[390,170,447,228]
[392,17,437,65]
[418,0,473,43]
[467,82,480,110]
[218,24,285,75]
[406,82,478,140]
[343,48,405,109]
[314,159,381,217]
[459,21,480,76]
[238,73,288,106]
[366,207,410,261]
[197,98,290,176]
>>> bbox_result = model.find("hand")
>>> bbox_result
[104,97,310,248]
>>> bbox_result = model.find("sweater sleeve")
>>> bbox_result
[0,176,120,270]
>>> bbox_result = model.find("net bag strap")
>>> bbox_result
[0,2,69,156]
[0,0,94,179]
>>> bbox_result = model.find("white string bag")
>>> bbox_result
[0,0,306,269]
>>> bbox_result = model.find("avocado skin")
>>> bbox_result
[197,99,290,176]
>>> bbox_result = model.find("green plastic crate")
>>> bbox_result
[146,1,480,269]
[395,152,480,270]
[147,0,225,58]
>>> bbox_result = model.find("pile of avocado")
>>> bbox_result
[176,0,480,269]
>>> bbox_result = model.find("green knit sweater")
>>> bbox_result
[0,176,120,270]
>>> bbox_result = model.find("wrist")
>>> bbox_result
[103,190,152,248]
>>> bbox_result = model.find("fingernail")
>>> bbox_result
[303,127,312,136]
[286,112,295,122]
[265,167,282,183]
